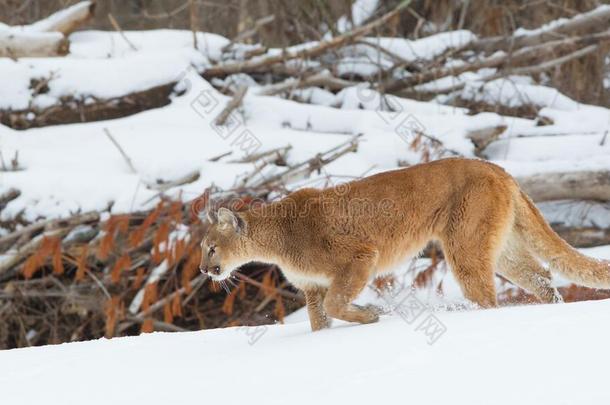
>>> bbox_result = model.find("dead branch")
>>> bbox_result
[215,86,248,126]
[203,1,412,77]
[467,4,610,53]
[221,14,276,53]
[104,128,138,174]
[146,170,201,192]
[241,133,363,189]
[0,188,20,207]
[256,71,357,96]
[0,212,99,250]
[107,13,138,51]
[383,31,610,93]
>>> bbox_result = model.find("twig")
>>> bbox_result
[104,128,138,174]
[146,170,201,192]
[215,86,248,126]
[256,71,357,96]
[208,150,233,162]
[242,134,363,189]
[107,13,138,51]
[221,14,275,53]
[188,0,199,49]
[235,273,304,303]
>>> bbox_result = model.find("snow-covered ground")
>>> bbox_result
[1,246,608,404]
[1,297,609,405]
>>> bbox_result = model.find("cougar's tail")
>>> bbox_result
[515,190,610,288]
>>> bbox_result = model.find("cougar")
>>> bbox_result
[199,158,610,331]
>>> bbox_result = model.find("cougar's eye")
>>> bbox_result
[208,246,215,257]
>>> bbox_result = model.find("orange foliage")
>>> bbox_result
[51,238,64,275]
[22,235,59,279]
[129,203,163,248]
[169,200,183,224]
[152,221,170,264]
[222,282,245,315]
[110,254,131,284]
[222,286,239,315]
[181,246,201,293]
[132,267,145,290]
[274,295,285,322]
[104,296,124,338]
[141,282,158,311]
[75,246,88,282]
[22,254,42,279]
[163,301,173,324]
[171,294,183,318]
[261,271,274,297]
[141,318,154,333]
[98,215,130,260]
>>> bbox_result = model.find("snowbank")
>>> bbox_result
[1,298,609,404]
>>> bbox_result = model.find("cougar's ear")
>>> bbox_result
[207,209,218,224]
[217,207,244,234]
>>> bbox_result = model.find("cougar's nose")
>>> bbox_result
[210,266,221,275]
[199,265,208,274]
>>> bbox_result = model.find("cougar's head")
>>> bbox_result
[199,208,247,281]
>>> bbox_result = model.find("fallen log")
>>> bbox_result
[517,170,610,202]
[25,1,96,36]
[466,125,507,157]
[0,82,176,130]
[0,1,95,58]
[467,4,610,53]
[0,31,68,58]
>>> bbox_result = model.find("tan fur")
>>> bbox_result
[200,158,610,331]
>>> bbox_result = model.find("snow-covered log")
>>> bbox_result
[517,170,610,202]
[0,82,176,129]
[0,1,95,58]
[468,4,610,53]
[23,1,96,36]
[0,31,68,58]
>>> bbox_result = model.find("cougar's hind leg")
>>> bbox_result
[497,236,563,304]
[441,180,515,308]
[443,242,499,308]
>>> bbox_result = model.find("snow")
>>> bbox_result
[337,0,380,33]
[1,24,610,401]
[0,30,228,110]
[1,295,610,404]
[1,28,609,256]
[24,1,93,33]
